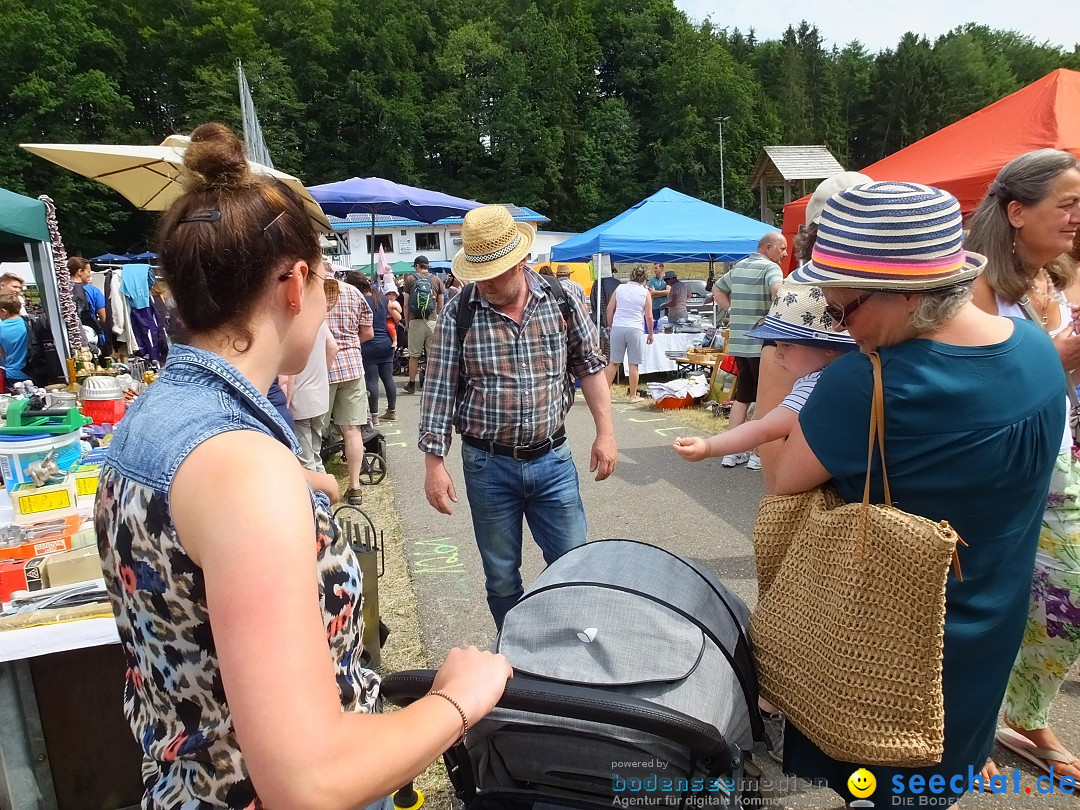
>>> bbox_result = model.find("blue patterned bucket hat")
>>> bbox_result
[746,278,858,351]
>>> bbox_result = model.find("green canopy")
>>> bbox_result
[0,187,49,245]
[351,261,418,276]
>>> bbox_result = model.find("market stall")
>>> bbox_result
[0,362,151,809]
[622,332,700,375]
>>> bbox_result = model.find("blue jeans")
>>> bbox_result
[461,438,588,629]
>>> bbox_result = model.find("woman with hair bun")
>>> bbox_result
[94,123,511,809]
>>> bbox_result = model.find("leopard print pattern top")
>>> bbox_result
[95,468,379,808]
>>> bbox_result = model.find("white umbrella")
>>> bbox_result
[21,135,332,232]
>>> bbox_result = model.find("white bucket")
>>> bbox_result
[0,431,83,486]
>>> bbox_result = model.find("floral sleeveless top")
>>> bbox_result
[95,345,379,808]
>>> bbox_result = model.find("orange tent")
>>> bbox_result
[780,68,1080,271]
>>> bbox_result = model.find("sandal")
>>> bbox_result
[996,727,1079,783]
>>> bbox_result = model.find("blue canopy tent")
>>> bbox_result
[550,187,778,263]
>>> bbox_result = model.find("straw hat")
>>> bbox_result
[804,171,872,226]
[789,181,987,291]
[556,264,572,277]
[452,205,535,283]
[746,278,857,351]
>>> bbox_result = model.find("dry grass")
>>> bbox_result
[327,457,456,810]
[614,378,738,436]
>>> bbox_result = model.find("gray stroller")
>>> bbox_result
[382,539,764,809]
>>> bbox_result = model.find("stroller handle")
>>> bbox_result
[381,669,730,757]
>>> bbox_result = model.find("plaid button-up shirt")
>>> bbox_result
[418,270,606,457]
[327,282,373,384]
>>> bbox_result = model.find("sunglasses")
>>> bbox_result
[824,292,876,329]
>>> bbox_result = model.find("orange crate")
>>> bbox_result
[656,394,694,410]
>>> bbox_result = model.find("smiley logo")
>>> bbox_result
[847,768,876,799]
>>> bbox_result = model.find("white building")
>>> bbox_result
[327,204,574,270]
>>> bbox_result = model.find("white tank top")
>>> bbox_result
[995,292,1071,337]
[611,283,649,331]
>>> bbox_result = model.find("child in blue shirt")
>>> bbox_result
[0,294,30,390]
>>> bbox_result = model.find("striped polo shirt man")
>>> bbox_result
[711,232,786,469]
[715,250,784,358]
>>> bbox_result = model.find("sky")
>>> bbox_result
[672,1,1080,53]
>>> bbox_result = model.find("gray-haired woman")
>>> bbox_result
[966,148,1080,783]
[762,181,1062,805]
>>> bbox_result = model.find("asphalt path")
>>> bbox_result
[381,385,1080,808]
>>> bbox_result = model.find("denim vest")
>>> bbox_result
[106,344,300,493]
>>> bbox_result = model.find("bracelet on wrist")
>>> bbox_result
[429,690,469,745]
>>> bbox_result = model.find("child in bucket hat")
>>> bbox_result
[673,278,857,464]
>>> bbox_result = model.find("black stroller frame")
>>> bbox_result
[319,421,387,485]
[382,671,756,810]
[380,538,767,810]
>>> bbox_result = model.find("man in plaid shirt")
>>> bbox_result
[325,277,374,505]
[419,205,617,629]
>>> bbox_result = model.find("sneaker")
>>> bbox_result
[746,453,762,471]
[403,381,416,395]
[345,487,363,507]
[380,409,397,421]
[370,415,380,427]
[760,710,785,764]
[721,452,749,467]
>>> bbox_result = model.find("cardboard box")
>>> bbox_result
[71,463,102,507]
[0,557,48,602]
[44,546,103,588]
[11,478,80,526]
[0,515,83,561]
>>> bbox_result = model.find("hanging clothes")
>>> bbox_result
[118,264,167,363]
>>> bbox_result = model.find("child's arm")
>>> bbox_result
[673,406,798,462]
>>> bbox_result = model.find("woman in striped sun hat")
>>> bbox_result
[762,181,1064,805]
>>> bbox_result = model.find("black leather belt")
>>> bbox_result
[462,426,567,461]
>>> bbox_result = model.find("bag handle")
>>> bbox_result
[1019,296,1080,445]
[855,353,888,561]
[863,352,891,508]
[861,351,967,577]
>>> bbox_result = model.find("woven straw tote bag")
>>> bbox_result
[750,352,964,767]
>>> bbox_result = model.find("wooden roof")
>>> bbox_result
[748,146,845,186]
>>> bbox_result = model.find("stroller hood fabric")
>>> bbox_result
[470,540,760,803]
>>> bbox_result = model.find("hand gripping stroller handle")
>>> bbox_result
[381,669,729,757]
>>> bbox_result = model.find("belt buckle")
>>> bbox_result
[513,437,550,461]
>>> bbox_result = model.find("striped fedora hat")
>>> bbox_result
[789,181,986,290]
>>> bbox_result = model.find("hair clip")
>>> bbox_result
[179,209,221,224]
[263,210,286,232]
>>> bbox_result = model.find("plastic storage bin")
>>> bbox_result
[0,430,83,486]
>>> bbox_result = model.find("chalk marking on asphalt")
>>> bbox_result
[654,426,687,436]
[386,442,409,448]
[627,417,668,423]
[413,537,466,574]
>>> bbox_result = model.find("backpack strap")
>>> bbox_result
[456,275,571,351]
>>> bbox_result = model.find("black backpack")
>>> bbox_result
[410,275,437,319]
[20,314,64,387]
